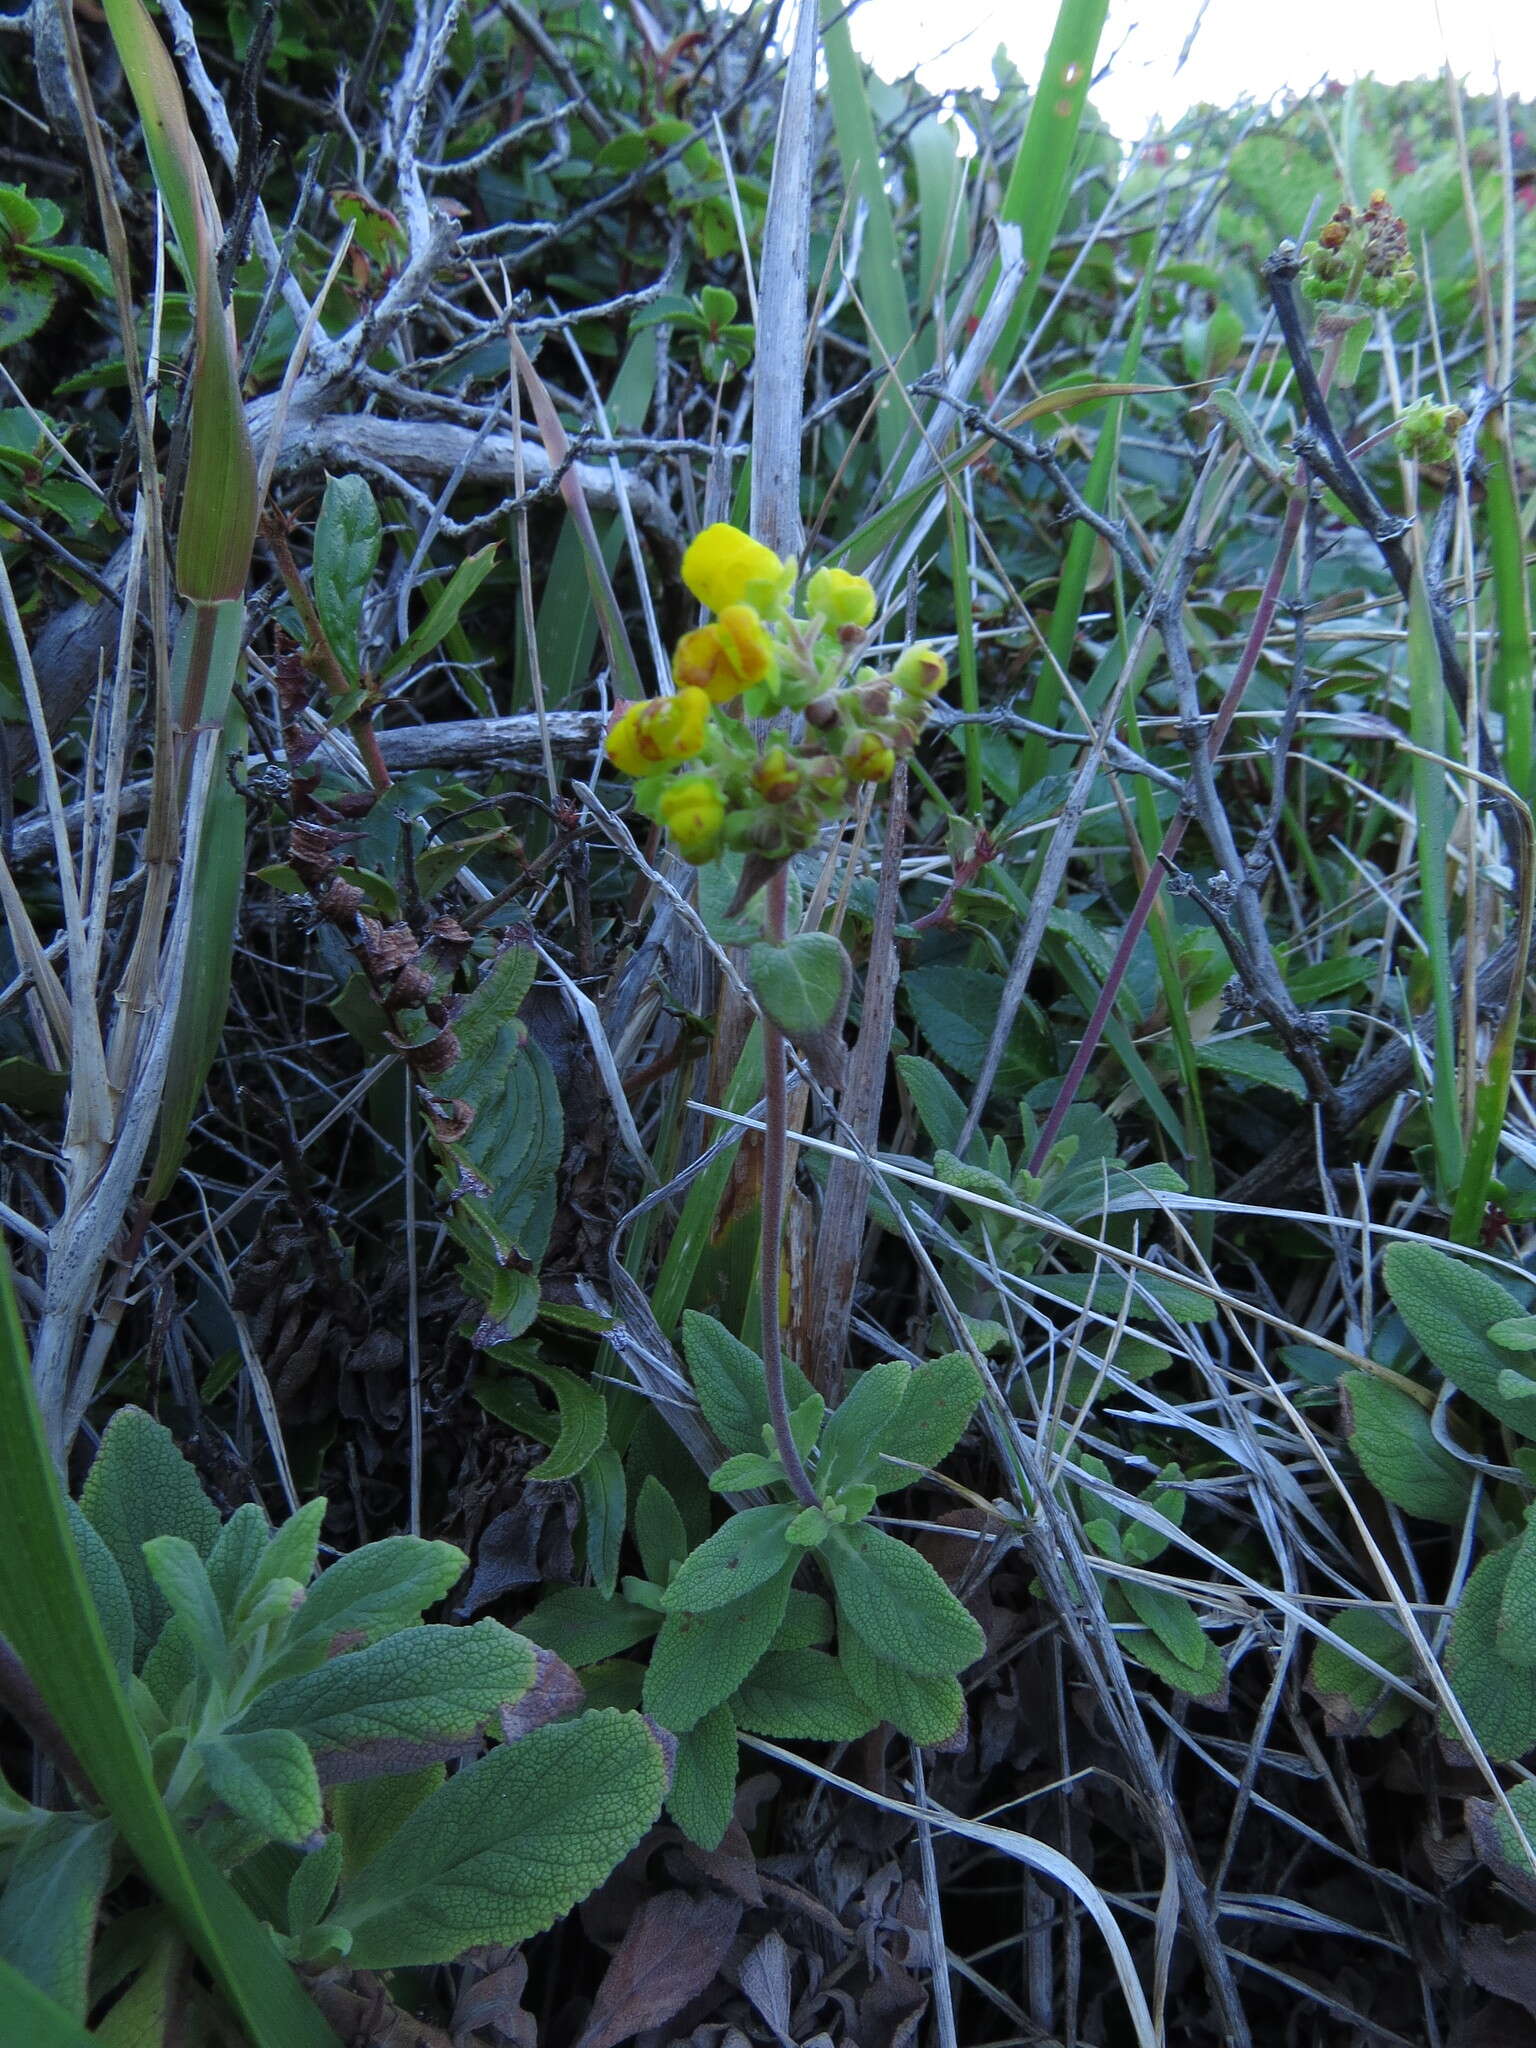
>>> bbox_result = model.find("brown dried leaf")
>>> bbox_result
[575,1891,742,2048]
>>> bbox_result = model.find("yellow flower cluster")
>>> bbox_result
[604,522,943,870]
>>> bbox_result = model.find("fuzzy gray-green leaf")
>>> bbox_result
[80,1409,221,1660]
[643,1567,792,1731]
[238,1620,536,1778]
[660,1508,798,1616]
[822,1522,984,1677]
[332,1710,666,1968]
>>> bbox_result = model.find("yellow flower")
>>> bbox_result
[682,523,790,614]
[806,565,876,629]
[672,603,777,703]
[843,731,896,783]
[659,773,726,863]
[605,688,711,776]
[716,604,776,687]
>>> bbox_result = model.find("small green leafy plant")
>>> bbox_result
[1322,1244,1536,1869]
[0,1406,665,2020]
[0,182,111,349]
[524,1316,984,1848]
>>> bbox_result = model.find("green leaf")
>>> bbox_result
[332,1766,443,1883]
[1468,1778,1536,1901]
[1309,1611,1414,1737]
[428,940,563,1349]
[473,1359,605,1481]
[904,966,1045,1095]
[708,1452,785,1493]
[198,1728,323,1848]
[206,1506,271,1621]
[660,1507,798,1615]
[28,243,113,296]
[1445,1541,1536,1759]
[682,1312,814,1456]
[1499,1514,1536,1671]
[331,1711,666,1969]
[0,1815,113,2018]
[817,1362,910,1495]
[838,1629,965,1745]
[1118,1582,1208,1671]
[238,1621,537,1777]
[142,1537,229,1687]
[263,1537,466,1684]
[286,1833,343,1946]
[666,1704,738,1851]
[1111,1598,1228,1703]
[234,1498,328,1633]
[312,473,381,685]
[81,1407,221,1662]
[0,1957,101,2047]
[63,1500,133,1679]
[870,1352,983,1495]
[1340,1372,1473,1524]
[771,1590,833,1652]
[747,933,852,1084]
[633,1477,688,1586]
[1383,1242,1536,1434]
[1194,1037,1307,1099]
[579,1444,627,1601]
[734,1647,880,1741]
[519,1586,659,1668]
[895,1054,970,1156]
[643,1567,792,1731]
[379,543,500,682]
[821,1523,984,1677]
[0,274,57,349]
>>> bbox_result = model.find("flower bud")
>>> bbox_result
[892,643,948,700]
[843,731,896,783]
[804,693,840,729]
[752,745,801,804]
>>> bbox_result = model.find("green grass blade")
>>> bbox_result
[1484,421,1533,804]
[1022,270,1154,786]
[819,0,913,476]
[0,1248,340,2048]
[145,704,246,1205]
[989,0,1111,369]
[1405,571,1462,1190]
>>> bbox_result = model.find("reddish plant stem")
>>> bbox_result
[1029,492,1307,1175]
[760,867,820,1509]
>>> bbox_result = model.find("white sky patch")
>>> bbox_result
[846,0,1536,138]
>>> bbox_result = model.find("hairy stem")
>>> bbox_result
[760,868,820,1510]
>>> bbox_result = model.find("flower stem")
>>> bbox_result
[760,867,820,1510]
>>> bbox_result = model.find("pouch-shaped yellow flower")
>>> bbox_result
[672,603,777,702]
[682,523,790,615]
[605,687,711,776]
